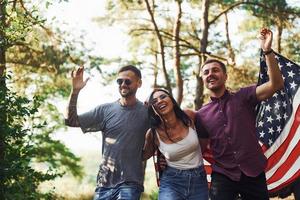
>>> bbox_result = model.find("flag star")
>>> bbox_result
[258,121,264,127]
[259,131,265,138]
[280,90,285,96]
[278,63,283,69]
[283,113,288,120]
[276,114,282,121]
[282,101,287,108]
[265,104,271,112]
[268,139,273,146]
[268,127,274,134]
[277,126,282,133]
[267,116,274,123]
[273,93,278,98]
[290,81,297,90]
[286,62,293,67]
[260,73,264,79]
[288,70,295,78]
[274,102,280,110]
[275,55,280,60]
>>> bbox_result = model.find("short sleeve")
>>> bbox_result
[239,85,259,106]
[78,105,105,133]
[195,111,209,138]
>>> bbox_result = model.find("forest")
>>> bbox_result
[1,0,299,199]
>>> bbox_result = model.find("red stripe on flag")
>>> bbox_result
[267,139,300,184]
[204,163,212,175]
[266,105,300,171]
[269,169,300,193]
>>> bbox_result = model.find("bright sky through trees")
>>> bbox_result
[45,0,300,152]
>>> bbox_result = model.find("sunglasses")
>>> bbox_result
[116,78,132,86]
[150,94,169,105]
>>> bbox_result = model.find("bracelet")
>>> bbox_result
[263,49,273,56]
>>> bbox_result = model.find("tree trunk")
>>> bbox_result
[0,1,6,199]
[173,0,183,105]
[144,0,172,94]
[153,51,158,88]
[0,0,6,77]
[275,22,282,53]
[224,12,236,66]
[194,0,209,110]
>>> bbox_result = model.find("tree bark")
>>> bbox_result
[275,22,282,53]
[0,1,6,199]
[144,0,172,94]
[0,0,6,77]
[194,0,209,110]
[153,51,158,88]
[173,0,183,105]
[224,12,236,66]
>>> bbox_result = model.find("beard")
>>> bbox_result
[119,87,137,98]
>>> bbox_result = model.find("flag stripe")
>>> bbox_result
[260,52,300,193]
[268,159,300,191]
[267,135,300,183]
[266,105,300,172]
[265,88,300,159]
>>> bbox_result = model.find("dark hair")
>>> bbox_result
[202,59,227,73]
[118,65,142,79]
[148,88,192,139]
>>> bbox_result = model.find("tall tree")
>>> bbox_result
[0,0,89,198]
[172,0,183,104]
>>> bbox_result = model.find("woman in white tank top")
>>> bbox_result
[143,88,208,200]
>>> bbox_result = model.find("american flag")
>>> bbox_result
[153,51,300,194]
[256,50,300,193]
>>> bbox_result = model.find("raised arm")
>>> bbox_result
[143,129,156,160]
[256,28,284,101]
[65,66,89,127]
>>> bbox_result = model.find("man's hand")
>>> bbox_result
[71,66,89,94]
[259,28,273,51]
[158,154,167,170]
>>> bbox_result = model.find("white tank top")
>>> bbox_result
[157,127,203,170]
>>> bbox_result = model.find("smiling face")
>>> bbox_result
[202,62,227,93]
[117,70,141,98]
[151,90,174,116]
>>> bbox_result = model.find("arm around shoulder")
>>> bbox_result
[143,129,156,160]
[184,109,196,122]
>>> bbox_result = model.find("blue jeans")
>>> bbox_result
[159,165,209,200]
[210,171,269,200]
[93,182,143,200]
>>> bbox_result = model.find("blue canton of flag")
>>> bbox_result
[256,50,300,193]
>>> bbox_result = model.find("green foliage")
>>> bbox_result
[149,190,158,200]
[1,1,87,198]
[0,76,59,199]
[1,74,84,199]
[282,28,300,63]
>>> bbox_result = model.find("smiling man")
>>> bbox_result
[195,28,284,200]
[65,65,149,200]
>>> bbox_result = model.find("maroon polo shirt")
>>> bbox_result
[195,85,267,181]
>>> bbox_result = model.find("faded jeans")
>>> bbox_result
[159,165,209,200]
[93,182,143,200]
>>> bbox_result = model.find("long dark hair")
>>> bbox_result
[148,88,192,140]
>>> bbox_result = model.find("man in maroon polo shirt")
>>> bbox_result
[195,28,284,200]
